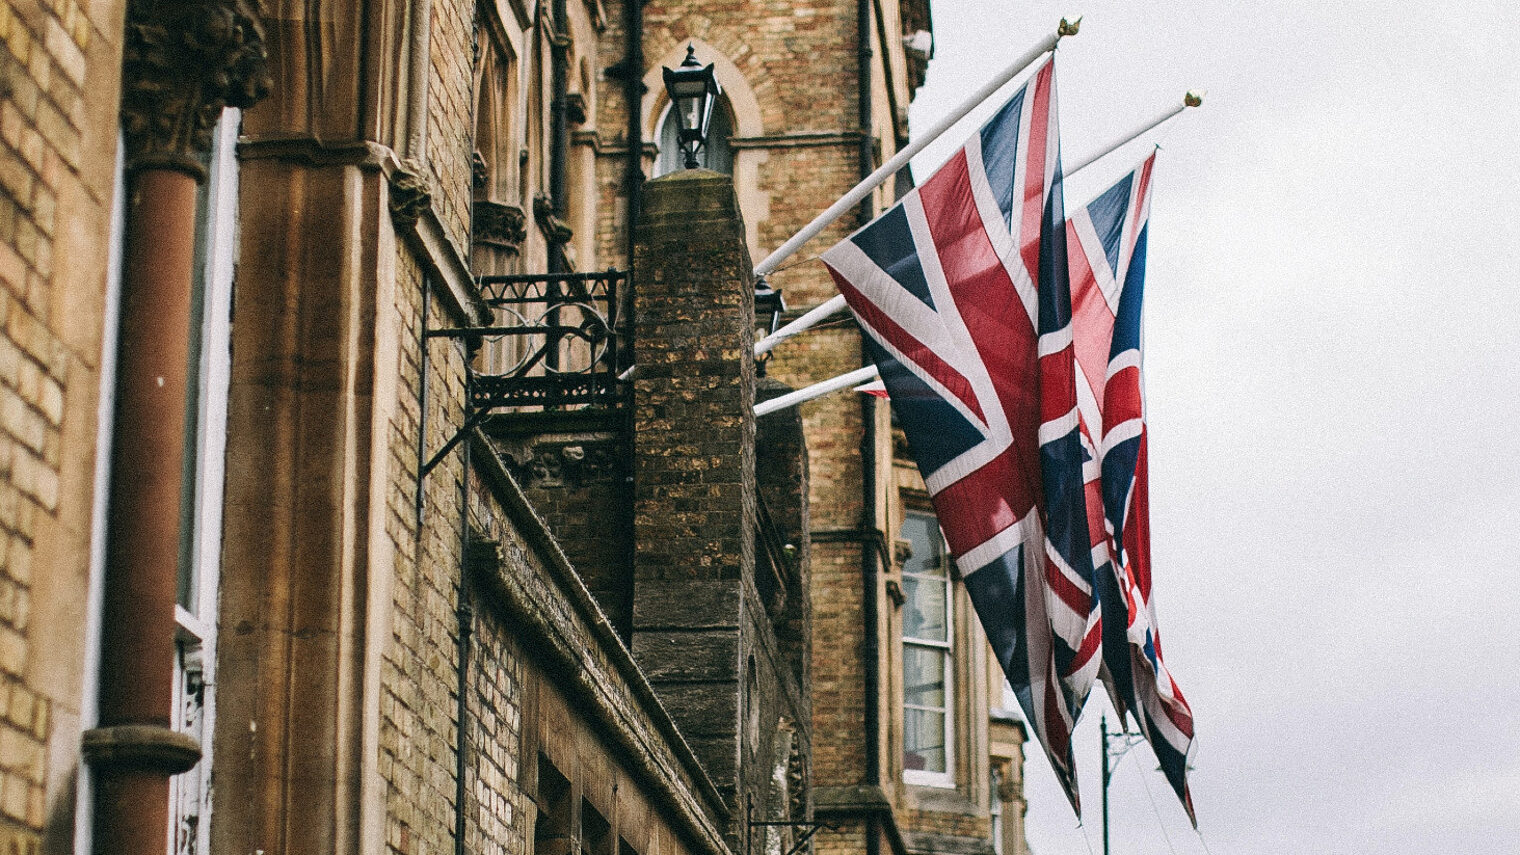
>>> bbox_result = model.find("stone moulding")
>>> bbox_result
[121,0,272,179]
[81,724,202,775]
[387,159,433,227]
[236,136,489,327]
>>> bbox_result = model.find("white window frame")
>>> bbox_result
[77,131,128,855]
[168,107,239,855]
[990,767,1005,855]
[902,510,955,788]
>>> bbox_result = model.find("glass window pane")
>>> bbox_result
[902,574,947,642]
[903,644,945,708]
[902,512,944,577]
[657,101,733,176]
[904,708,946,773]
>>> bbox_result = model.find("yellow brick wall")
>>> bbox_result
[0,0,121,844]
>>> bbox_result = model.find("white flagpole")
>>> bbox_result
[755,365,881,417]
[751,18,1081,279]
[754,294,849,357]
[751,90,1202,360]
[1063,90,1202,177]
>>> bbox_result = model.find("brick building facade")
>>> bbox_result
[0,2,1031,855]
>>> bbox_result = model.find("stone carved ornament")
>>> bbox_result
[506,440,621,488]
[121,0,272,179]
[389,159,434,227]
[474,200,527,251]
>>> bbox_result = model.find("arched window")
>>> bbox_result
[655,97,733,176]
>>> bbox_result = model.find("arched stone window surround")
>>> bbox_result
[641,40,769,257]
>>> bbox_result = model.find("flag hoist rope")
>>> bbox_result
[754,90,1204,417]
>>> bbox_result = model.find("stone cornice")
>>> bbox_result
[237,137,397,170]
[121,0,272,180]
[728,131,866,150]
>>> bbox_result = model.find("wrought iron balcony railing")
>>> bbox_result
[466,270,632,410]
[420,270,631,476]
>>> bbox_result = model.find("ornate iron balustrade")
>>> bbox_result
[421,269,631,476]
[437,270,632,410]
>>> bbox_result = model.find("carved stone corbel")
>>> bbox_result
[389,160,434,227]
[533,193,574,244]
[121,0,272,180]
[473,200,527,253]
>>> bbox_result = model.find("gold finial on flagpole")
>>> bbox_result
[1184,89,1205,108]
[1059,16,1083,37]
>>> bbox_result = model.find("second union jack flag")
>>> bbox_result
[1068,153,1196,824]
[821,59,1098,813]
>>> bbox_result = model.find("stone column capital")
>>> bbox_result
[121,0,272,180]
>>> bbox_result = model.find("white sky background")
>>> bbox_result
[907,2,1520,852]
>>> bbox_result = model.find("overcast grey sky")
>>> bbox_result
[908,2,1520,852]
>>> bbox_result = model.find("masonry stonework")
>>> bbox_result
[0,1,1033,854]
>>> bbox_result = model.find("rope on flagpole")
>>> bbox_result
[752,88,1202,360]
[751,18,1080,280]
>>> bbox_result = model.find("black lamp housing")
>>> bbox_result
[662,45,722,169]
[753,277,786,337]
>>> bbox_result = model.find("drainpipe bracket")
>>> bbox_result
[81,725,202,775]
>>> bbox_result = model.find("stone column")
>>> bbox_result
[82,3,268,855]
[629,169,757,804]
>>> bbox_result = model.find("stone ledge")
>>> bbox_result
[81,725,201,774]
[466,431,733,854]
[899,830,995,855]
[814,784,892,812]
[813,785,908,855]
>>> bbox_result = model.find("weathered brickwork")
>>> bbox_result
[425,0,476,255]
[587,0,1028,852]
[0,0,120,845]
[622,172,812,855]
[384,248,471,855]
[463,603,526,855]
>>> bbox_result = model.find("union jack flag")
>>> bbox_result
[1068,153,1196,824]
[821,59,1098,813]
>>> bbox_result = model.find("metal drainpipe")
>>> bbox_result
[549,0,570,273]
[455,420,474,855]
[622,0,644,268]
[455,595,473,855]
[89,162,204,855]
[857,3,883,854]
[417,283,433,529]
[408,0,434,159]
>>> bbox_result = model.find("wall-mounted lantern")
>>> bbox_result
[662,45,722,169]
[753,277,786,337]
[753,277,785,377]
